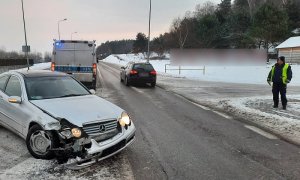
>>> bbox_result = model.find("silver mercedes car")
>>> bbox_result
[0,70,135,168]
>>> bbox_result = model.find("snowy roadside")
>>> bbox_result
[102,54,300,145]
[209,96,300,144]
[15,62,51,71]
[156,74,300,145]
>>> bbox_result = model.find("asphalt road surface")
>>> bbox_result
[98,62,300,180]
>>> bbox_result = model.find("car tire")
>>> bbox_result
[125,76,130,86]
[26,124,55,160]
[151,82,156,88]
[120,75,124,82]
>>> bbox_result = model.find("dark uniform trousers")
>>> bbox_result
[272,82,287,107]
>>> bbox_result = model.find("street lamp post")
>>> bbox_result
[71,32,77,40]
[147,0,152,63]
[58,18,67,40]
[20,0,29,70]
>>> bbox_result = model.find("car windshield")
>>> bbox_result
[133,64,154,71]
[25,76,90,100]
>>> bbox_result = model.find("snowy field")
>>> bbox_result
[18,62,51,70]
[103,54,300,86]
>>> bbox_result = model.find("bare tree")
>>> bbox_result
[170,17,189,49]
[194,1,216,18]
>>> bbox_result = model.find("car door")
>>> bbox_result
[0,75,26,133]
[0,74,10,126]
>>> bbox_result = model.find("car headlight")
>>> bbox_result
[71,128,82,138]
[119,112,131,127]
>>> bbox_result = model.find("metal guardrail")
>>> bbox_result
[164,64,206,75]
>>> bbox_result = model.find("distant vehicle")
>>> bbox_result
[120,62,156,87]
[51,40,97,89]
[0,70,135,168]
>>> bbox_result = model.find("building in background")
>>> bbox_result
[276,36,300,63]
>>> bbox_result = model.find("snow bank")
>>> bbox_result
[212,95,300,144]
[17,62,51,71]
[103,54,300,86]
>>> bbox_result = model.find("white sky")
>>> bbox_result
[0,0,220,53]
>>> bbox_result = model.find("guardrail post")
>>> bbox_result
[179,66,181,75]
[203,66,206,75]
[165,64,167,73]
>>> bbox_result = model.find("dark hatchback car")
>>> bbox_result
[120,62,157,87]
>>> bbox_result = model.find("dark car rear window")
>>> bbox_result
[133,64,154,71]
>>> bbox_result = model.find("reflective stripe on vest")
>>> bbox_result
[271,64,289,84]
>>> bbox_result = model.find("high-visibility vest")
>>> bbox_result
[271,63,289,84]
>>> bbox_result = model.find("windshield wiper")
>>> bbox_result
[57,94,87,98]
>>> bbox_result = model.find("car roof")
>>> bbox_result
[130,62,152,65]
[11,70,67,78]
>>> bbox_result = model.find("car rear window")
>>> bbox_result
[133,64,154,71]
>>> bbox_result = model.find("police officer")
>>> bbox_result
[267,56,292,110]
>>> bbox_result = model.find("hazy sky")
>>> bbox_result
[0,0,220,53]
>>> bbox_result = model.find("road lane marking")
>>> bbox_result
[97,66,106,88]
[131,87,145,94]
[212,110,232,119]
[244,125,278,140]
[190,102,211,111]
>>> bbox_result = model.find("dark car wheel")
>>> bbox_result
[125,76,130,86]
[120,75,124,82]
[26,124,55,160]
[151,82,156,88]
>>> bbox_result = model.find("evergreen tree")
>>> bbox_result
[132,33,148,54]
[284,0,300,30]
[196,14,222,48]
[251,3,289,49]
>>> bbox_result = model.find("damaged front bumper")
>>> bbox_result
[63,123,136,170]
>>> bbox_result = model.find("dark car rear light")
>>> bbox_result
[130,70,138,75]
[150,70,157,75]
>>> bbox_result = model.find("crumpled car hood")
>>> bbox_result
[31,95,124,127]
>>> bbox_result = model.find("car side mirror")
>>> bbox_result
[121,66,125,69]
[8,96,22,104]
[89,89,96,95]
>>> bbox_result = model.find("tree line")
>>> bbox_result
[97,0,300,58]
[96,40,134,59]
[0,48,50,63]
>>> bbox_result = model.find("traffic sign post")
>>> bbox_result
[22,45,30,53]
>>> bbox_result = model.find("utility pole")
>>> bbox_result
[147,0,152,63]
[21,0,30,70]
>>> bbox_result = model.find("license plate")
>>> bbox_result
[139,72,149,77]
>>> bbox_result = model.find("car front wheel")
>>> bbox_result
[125,76,130,86]
[26,124,55,160]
